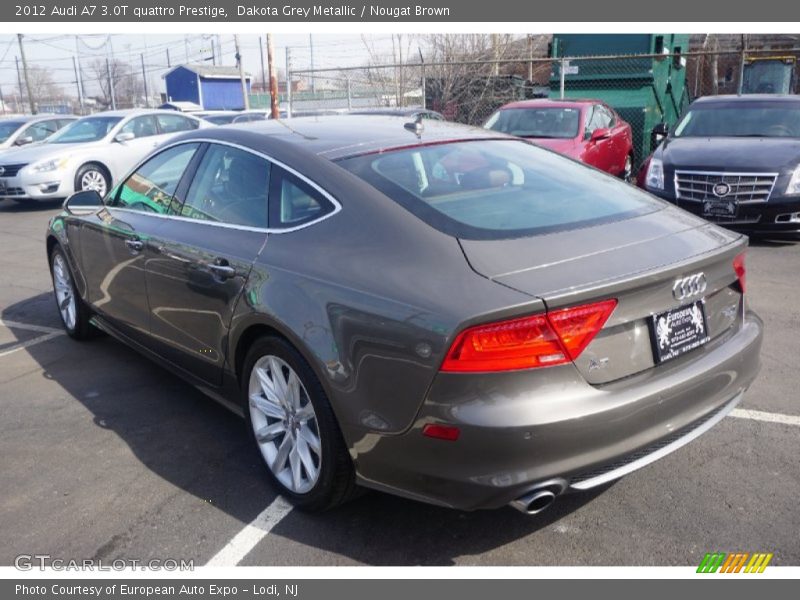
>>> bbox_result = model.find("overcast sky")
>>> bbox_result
[0,33,406,100]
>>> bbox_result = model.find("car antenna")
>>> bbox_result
[404,114,424,139]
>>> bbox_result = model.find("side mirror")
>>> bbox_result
[114,132,135,143]
[15,135,34,146]
[590,127,611,142]
[64,190,102,215]
[651,123,669,149]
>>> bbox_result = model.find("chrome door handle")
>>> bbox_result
[125,239,144,252]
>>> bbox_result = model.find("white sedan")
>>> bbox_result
[0,109,209,202]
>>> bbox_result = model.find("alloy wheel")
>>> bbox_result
[248,355,322,494]
[80,170,107,195]
[52,253,76,331]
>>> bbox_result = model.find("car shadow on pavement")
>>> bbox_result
[0,198,63,212]
[2,292,614,566]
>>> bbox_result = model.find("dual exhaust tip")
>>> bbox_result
[509,479,567,515]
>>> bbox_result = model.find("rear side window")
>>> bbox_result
[269,167,335,229]
[179,144,270,228]
[157,114,199,133]
[338,139,660,240]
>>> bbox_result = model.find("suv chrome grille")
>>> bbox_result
[674,170,778,203]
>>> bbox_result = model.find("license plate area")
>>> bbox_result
[649,300,710,364]
[702,198,738,219]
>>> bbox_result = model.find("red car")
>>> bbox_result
[484,98,635,180]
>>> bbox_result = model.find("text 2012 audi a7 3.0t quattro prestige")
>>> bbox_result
[46,116,762,514]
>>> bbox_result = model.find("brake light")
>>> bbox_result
[422,424,461,441]
[441,299,617,372]
[733,253,746,294]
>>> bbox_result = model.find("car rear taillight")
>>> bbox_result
[733,253,746,294]
[441,299,617,373]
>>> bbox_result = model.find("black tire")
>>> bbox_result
[49,246,93,340]
[74,163,111,197]
[242,335,357,511]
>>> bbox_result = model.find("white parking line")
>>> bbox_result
[205,495,294,566]
[730,408,800,427]
[0,319,63,335]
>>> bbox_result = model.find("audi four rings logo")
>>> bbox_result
[673,273,708,300]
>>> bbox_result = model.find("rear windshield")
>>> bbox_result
[0,120,26,143]
[484,107,581,138]
[338,139,659,240]
[674,103,800,138]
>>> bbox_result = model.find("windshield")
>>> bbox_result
[484,107,581,139]
[0,121,26,144]
[674,103,800,138]
[339,139,659,240]
[49,116,123,144]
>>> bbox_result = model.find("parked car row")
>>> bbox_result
[0,110,208,203]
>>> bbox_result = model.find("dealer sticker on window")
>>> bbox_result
[650,301,710,364]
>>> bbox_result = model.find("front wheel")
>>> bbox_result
[49,247,93,340]
[75,163,110,197]
[243,336,357,511]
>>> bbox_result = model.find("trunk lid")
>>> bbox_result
[459,207,746,383]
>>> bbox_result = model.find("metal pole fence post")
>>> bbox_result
[286,47,292,118]
[560,57,566,99]
[346,75,352,110]
[141,54,149,108]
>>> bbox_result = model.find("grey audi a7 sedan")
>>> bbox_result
[46,116,763,514]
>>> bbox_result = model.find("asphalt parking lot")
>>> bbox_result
[1,197,799,567]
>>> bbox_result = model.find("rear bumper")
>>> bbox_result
[353,310,763,510]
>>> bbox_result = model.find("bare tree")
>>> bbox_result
[88,58,143,108]
[15,65,62,105]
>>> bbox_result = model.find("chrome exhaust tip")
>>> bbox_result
[509,479,566,515]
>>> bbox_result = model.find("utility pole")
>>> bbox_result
[285,46,292,118]
[266,34,279,119]
[211,38,216,66]
[141,54,149,108]
[15,57,24,112]
[73,56,84,112]
[258,36,267,95]
[106,58,116,109]
[234,35,250,110]
[418,47,426,110]
[17,34,36,114]
[527,34,534,81]
[74,36,86,112]
[0,84,5,115]
[309,34,316,94]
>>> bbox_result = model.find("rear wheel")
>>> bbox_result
[49,247,93,340]
[243,336,357,511]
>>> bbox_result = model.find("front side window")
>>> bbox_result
[120,116,158,138]
[49,116,123,143]
[485,107,581,139]
[339,139,660,240]
[179,144,270,228]
[113,143,200,213]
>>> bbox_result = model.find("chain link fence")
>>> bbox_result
[289,48,800,164]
